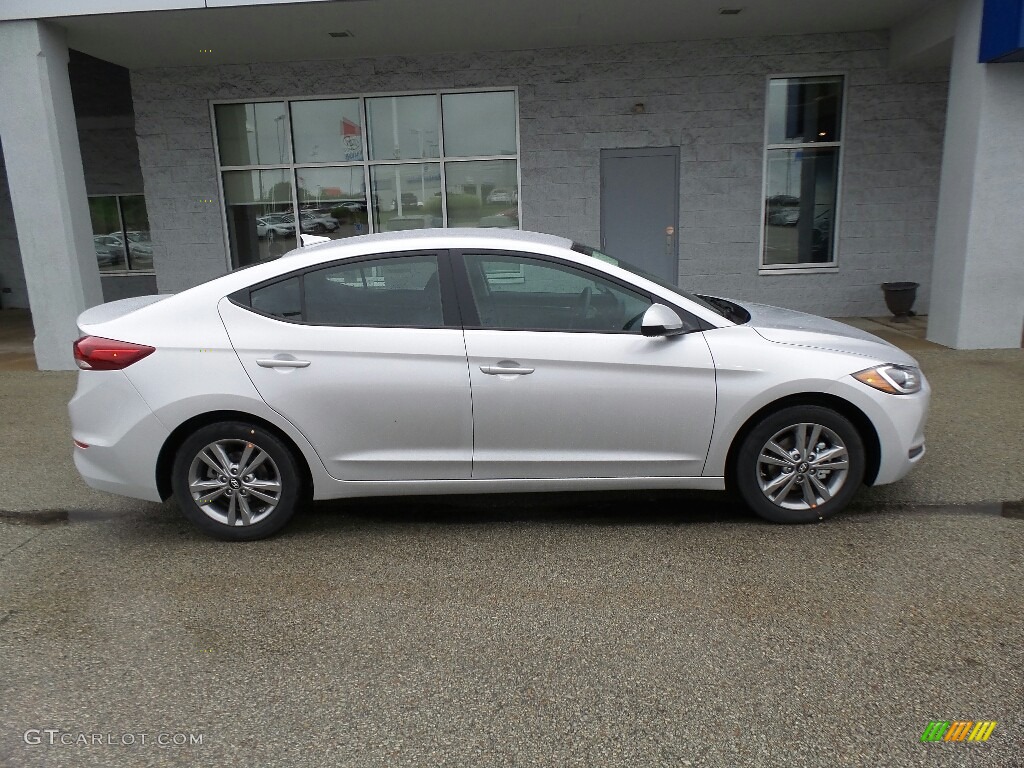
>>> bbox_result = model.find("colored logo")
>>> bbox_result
[921,721,997,742]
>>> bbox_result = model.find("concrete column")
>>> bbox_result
[928,0,1024,349]
[0,20,103,369]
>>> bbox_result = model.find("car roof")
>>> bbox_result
[299,227,573,254]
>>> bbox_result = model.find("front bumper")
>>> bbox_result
[849,373,931,486]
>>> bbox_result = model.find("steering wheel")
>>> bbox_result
[623,309,646,331]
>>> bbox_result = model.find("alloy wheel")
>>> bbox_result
[187,439,283,526]
[756,422,850,511]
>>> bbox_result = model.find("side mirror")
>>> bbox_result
[641,303,687,337]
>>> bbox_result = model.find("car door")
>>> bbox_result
[453,249,717,479]
[219,250,473,481]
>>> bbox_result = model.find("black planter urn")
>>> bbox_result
[881,281,919,323]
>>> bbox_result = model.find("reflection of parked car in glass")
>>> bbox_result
[389,193,422,211]
[291,210,339,234]
[93,235,124,267]
[126,232,154,269]
[256,215,296,239]
[767,208,799,226]
[335,200,367,213]
[766,194,800,226]
[486,188,516,204]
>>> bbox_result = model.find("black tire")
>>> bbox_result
[171,421,304,540]
[732,405,865,524]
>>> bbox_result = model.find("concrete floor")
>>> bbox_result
[0,309,36,372]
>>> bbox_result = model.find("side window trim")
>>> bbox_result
[227,249,460,329]
[449,248,702,334]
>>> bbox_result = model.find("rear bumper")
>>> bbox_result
[68,371,168,502]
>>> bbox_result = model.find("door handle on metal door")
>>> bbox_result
[256,358,311,369]
[480,364,535,375]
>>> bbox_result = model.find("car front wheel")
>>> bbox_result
[733,405,865,524]
[171,421,304,540]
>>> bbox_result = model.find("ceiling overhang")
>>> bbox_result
[16,0,944,70]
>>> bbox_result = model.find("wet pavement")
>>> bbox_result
[1,310,1022,765]
[1,499,1022,767]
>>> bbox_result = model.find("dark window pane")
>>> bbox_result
[767,76,843,145]
[442,91,517,157]
[215,102,289,165]
[304,254,442,327]
[88,196,126,272]
[291,99,364,163]
[119,195,153,271]
[464,253,651,332]
[763,148,838,265]
[251,277,301,319]
[222,170,296,266]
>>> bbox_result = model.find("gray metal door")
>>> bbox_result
[600,147,680,284]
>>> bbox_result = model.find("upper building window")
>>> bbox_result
[761,76,844,269]
[213,90,521,268]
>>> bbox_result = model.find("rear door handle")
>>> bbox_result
[257,358,311,369]
[480,362,534,376]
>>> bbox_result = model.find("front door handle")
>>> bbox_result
[480,361,535,376]
[257,358,311,369]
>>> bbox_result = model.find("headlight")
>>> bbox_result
[852,364,922,395]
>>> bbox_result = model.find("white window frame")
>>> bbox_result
[210,88,522,271]
[758,72,847,275]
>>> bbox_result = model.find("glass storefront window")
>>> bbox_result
[222,169,296,266]
[442,91,518,157]
[213,90,520,266]
[763,76,843,268]
[370,163,443,232]
[295,167,369,241]
[291,99,364,164]
[366,95,439,161]
[444,160,518,228]
[214,102,290,166]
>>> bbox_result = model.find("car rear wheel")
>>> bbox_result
[171,421,304,540]
[733,405,865,524]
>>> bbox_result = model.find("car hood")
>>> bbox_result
[732,300,918,365]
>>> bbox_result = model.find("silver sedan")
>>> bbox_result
[69,229,929,539]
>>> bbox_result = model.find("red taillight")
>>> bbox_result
[73,336,155,370]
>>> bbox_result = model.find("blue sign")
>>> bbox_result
[980,0,1024,62]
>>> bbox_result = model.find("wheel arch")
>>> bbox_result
[156,410,313,502]
[724,393,882,492]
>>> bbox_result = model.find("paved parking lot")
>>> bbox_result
[0,311,1021,766]
[1,499,1022,767]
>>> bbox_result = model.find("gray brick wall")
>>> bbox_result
[133,31,948,315]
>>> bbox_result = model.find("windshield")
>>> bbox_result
[571,242,732,320]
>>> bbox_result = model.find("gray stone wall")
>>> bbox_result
[132,31,949,316]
